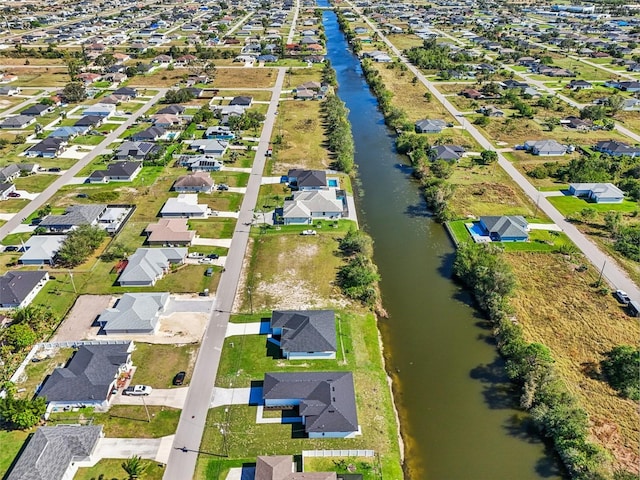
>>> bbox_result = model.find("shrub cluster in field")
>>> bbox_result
[336,229,379,307]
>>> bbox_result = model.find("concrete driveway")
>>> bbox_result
[111,388,188,409]
[210,387,260,408]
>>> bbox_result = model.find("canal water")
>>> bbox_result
[320,7,563,480]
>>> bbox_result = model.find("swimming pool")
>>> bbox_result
[328,179,338,187]
[465,222,492,243]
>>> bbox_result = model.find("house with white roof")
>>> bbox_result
[97,292,169,334]
[18,236,67,265]
[118,247,187,286]
[282,190,344,225]
[160,194,209,218]
[568,183,625,203]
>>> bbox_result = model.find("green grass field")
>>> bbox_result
[0,430,30,479]
[132,343,198,389]
[74,458,166,480]
[547,195,639,217]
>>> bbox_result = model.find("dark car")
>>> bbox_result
[4,246,19,252]
[77,193,89,198]
[207,253,219,259]
[173,371,186,386]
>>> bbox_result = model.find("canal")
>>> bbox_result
[320,7,563,480]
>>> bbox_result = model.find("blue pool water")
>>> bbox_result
[328,179,338,187]
[467,222,485,236]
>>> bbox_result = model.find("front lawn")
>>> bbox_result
[74,458,166,480]
[547,195,639,217]
[132,343,199,389]
[189,218,236,239]
[12,174,57,192]
[48,406,180,438]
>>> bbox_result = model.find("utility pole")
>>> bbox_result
[248,286,253,315]
[597,260,606,287]
[141,395,151,423]
[68,270,77,293]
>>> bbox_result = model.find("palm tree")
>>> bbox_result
[121,456,147,480]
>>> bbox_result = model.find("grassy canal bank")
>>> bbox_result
[336,8,639,478]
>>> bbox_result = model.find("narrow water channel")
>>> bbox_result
[320,7,563,480]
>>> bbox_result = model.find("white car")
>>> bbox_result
[187,252,204,259]
[301,230,317,236]
[199,258,215,264]
[123,385,152,396]
[614,290,631,304]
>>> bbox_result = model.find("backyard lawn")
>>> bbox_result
[12,174,57,192]
[0,430,30,479]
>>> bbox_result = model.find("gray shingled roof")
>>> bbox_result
[480,216,528,239]
[89,161,141,180]
[98,292,169,333]
[0,271,48,306]
[37,343,132,403]
[40,204,106,229]
[7,425,103,480]
[118,247,187,285]
[287,169,327,189]
[271,310,336,354]
[263,372,358,434]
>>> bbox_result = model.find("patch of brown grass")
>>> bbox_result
[271,100,331,173]
[214,67,277,88]
[371,63,455,122]
[505,252,640,473]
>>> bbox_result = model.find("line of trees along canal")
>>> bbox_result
[333,8,638,479]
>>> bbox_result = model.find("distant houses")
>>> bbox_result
[415,119,447,134]
[523,140,567,156]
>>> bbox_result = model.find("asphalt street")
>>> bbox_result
[162,67,286,480]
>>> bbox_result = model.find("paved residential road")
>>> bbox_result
[162,68,286,480]
[0,89,167,241]
[351,4,640,301]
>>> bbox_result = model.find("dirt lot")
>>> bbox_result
[51,295,113,342]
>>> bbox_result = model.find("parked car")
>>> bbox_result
[49,167,61,172]
[173,371,186,386]
[614,289,631,304]
[198,258,214,264]
[301,230,317,236]
[77,193,89,198]
[123,385,152,396]
[207,253,219,259]
[4,246,19,252]
[188,252,204,259]
[8,192,20,198]
[217,183,229,191]
[205,267,214,277]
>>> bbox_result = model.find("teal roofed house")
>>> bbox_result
[479,216,529,242]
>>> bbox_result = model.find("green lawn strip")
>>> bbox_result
[198,192,243,212]
[13,348,75,399]
[446,219,473,245]
[0,199,31,214]
[199,311,403,479]
[12,174,57,192]
[547,196,639,217]
[109,221,148,252]
[211,171,250,188]
[79,262,214,295]
[501,230,572,252]
[132,343,199,389]
[1,232,32,246]
[0,430,30,479]
[48,406,180,438]
[189,218,237,239]
[70,135,105,146]
[75,458,166,480]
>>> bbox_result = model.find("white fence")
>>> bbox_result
[302,450,375,458]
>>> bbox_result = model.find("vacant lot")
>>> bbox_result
[271,100,331,173]
[214,67,277,88]
[448,159,545,218]
[370,62,455,123]
[506,252,640,473]
[235,233,348,314]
